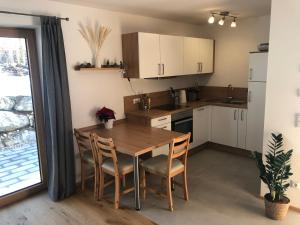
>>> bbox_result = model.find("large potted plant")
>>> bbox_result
[253,133,293,220]
[96,107,115,129]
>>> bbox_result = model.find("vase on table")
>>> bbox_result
[104,119,114,129]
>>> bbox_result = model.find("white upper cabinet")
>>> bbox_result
[183,37,200,75]
[160,35,183,77]
[249,52,268,82]
[183,37,214,75]
[199,38,214,74]
[138,33,161,78]
[122,32,214,78]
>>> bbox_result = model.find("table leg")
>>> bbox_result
[133,156,141,210]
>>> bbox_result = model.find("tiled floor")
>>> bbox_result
[120,148,300,225]
[0,145,41,196]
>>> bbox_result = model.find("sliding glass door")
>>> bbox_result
[0,28,46,206]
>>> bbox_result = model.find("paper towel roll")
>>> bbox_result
[179,90,187,104]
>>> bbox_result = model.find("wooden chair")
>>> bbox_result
[140,133,191,211]
[74,129,96,194]
[91,133,134,209]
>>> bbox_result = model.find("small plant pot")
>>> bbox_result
[104,119,114,129]
[264,194,290,220]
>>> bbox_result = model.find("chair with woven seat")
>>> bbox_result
[74,129,96,194]
[140,133,191,211]
[91,133,134,209]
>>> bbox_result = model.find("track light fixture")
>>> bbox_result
[208,15,215,24]
[218,17,225,26]
[208,11,237,28]
[231,17,237,28]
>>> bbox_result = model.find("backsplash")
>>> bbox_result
[124,86,248,113]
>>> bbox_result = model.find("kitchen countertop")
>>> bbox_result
[126,99,247,119]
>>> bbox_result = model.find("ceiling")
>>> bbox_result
[52,0,272,25]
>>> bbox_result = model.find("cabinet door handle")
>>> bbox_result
[234,110,237,120]
[197,62,200,72]
[158,64,161,75]
[249,68,253,80]
[241,110,244,121]
[248,91,251,103]
[162,63,165,75]
[158,117,167,121]
[200,62,203,72]
[197,108,204,111]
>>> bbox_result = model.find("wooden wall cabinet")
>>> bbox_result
[122,32,214,78]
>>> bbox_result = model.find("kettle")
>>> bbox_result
[179,90,187,104]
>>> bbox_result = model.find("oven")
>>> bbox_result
[171,110,193,143]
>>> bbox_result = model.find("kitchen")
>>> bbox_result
[0,1,300,225]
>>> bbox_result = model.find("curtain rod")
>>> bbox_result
[0,10,69,21]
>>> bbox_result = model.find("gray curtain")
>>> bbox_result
[41,16,75,201]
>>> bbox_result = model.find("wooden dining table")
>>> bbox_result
[84,121,185,210]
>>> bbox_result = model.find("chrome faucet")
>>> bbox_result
[227,84,233,100]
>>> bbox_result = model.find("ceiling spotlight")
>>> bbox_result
[208,15,215,24]
[218,17,225,26]
[231,18,237,28]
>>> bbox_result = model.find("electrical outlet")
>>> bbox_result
[133,98,140,104]
[290,180,300,189]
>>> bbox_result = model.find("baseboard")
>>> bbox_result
[206,142,253,158]
[188,142,209,157]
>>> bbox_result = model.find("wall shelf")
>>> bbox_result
[77,67,124,72]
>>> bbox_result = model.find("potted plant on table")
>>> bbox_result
[96,107,116,129]
[253,133,293,220]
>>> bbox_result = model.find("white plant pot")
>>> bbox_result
[104,119,114,129]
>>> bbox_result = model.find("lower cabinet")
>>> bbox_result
[192,106,211,147]
[237,109,247,149]
[151,115,171,156]
[211,106,238,147]
[211,106,247,149]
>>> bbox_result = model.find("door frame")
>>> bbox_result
[0,28,47,207]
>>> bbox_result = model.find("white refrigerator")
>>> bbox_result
[246,52,268,153]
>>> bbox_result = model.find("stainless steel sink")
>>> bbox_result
[222,99,246,105]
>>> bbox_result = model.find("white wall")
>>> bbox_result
[263,0,300,208]
[198,15,270,88]
[0,0,208,129]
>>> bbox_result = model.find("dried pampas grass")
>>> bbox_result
[78,22,111,67]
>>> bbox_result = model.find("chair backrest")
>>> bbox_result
[168,133,191,173]
[74,128,92,158]
[91,133,119,175]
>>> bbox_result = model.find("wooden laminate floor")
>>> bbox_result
[0,190,156,225]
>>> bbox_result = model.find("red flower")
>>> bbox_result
[96,107,115,122]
